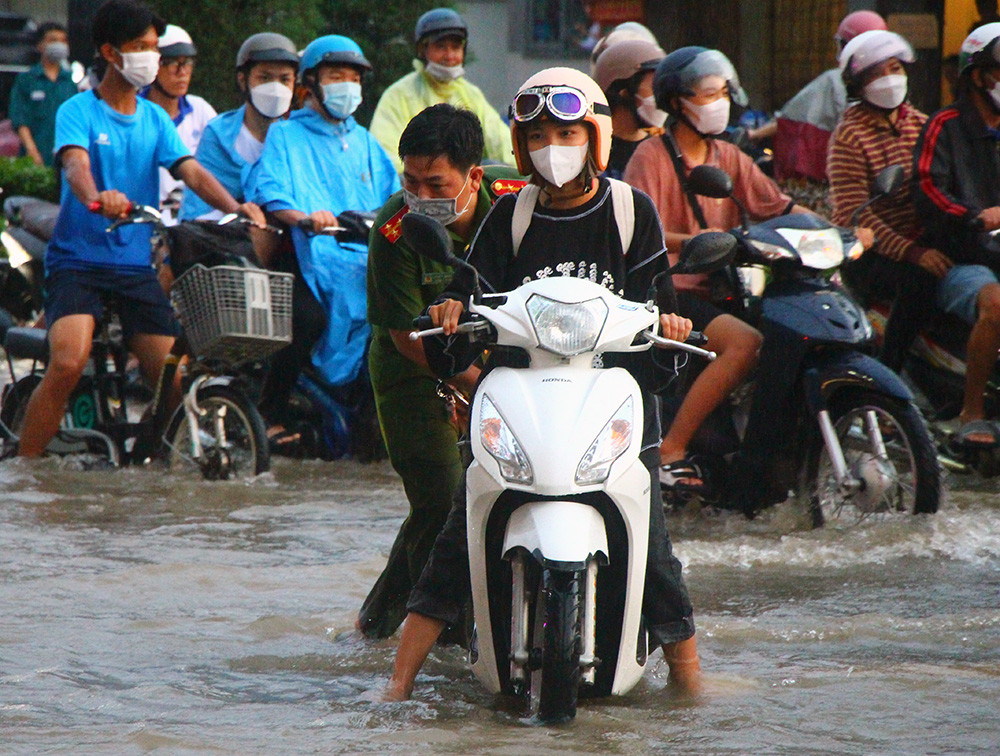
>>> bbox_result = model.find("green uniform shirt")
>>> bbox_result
[8,63,78,166]
[367,165,525,399]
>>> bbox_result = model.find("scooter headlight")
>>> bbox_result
[775,227,845,270]
[575,396,633,485]
[480,394,533,485]
[525,294,608,357]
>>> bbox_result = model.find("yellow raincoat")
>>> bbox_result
[369,59,514,172]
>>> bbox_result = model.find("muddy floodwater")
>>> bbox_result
[2,457,999,755]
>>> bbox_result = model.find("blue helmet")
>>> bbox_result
[300,35,372,78]
[414,8,467,45]
[653,46,747,113]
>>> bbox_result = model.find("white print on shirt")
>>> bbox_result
[524,260,616,292]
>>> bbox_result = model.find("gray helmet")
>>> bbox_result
[236,32,300,70]
[414,8,467,45]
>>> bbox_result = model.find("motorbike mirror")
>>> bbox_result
[669,231,737,275]
[687,165,734,199]
[873,165,905,198]
[400,212,459,266]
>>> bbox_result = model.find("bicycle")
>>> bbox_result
[0,206,291,479]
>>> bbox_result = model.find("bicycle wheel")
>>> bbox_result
[804,389,941,525]
[162,384,269,479]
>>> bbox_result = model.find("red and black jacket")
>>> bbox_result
[913,97,1000,268]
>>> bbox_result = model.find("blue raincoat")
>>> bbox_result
[179,105,251,221]
[248,106,400,386]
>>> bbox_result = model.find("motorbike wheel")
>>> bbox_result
[806,390,941,525]
[162,384,269,479]
[536,568,583,723]
[0,373,41,438]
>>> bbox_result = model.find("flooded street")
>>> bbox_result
[2,456,999,754]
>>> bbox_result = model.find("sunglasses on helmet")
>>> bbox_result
[509,85,611,123]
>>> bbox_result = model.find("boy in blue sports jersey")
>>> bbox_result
[16,0,264,458]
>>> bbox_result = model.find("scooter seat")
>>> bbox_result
[4,196,59,242]
[4,326,48,361]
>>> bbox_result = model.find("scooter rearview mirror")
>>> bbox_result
[873,165,905,198]
[400,212,459,266]
[668,231,738,275]
[687,165,734,199]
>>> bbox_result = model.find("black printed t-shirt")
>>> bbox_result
[436,177,676,450]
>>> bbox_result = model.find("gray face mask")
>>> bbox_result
[403,172,473,227]
[424,60,464,82]
[43,42,70,63]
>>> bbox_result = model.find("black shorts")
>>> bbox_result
[44,267,179,341]
[677,290,723,332]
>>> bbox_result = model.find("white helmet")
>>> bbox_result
[159,24,196,58]
[839,30,915,99]
[509,67,612,175]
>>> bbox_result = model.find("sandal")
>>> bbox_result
[267,425,304,458]
[659,457,707,495]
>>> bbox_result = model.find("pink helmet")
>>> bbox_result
[835,10,888,45]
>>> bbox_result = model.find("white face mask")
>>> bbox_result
[636,94,667,129]
[115,49,160,88]
[424,60,464,82]
[681,96,730,136]
[321,80,362,120]
[988,81,1000,113]
[529,143,590,188]
[250,81,293,119]
[404,172,473,227]
[863,74,907,110]
[43,42,69,63]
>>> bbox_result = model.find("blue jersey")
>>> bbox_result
[179,106,248,221]
[247,107,400,386]
[47,90,190,273]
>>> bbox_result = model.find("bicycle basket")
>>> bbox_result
[171,264,293,365]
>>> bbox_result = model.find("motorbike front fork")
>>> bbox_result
[816,407,887,493]
[509,554,598,685]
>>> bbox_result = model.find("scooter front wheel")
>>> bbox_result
[805,390,941,525]
[536,568,583,723]
[162,384,269,479]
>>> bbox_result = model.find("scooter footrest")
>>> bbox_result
[4,326,48,361]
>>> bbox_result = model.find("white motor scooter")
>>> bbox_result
[404,214,730,722]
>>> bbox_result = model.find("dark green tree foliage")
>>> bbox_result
[153,0,323,112]
[315,0,456,126]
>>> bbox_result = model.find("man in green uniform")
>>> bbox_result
[8,22,78,166]
[359,103,524,638]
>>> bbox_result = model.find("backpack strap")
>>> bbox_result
[661,131,709,230]
[607,178,635,254]
[511,183,540,257]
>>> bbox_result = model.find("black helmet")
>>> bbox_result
[414,8,467,46]
[653,46,747,113]
[236,32,299,70]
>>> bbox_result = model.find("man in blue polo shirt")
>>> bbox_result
[8,22,78,166]
[16,0,264,458]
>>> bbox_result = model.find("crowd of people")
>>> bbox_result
[8,0,1000,704]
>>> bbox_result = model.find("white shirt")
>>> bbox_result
[159,93,217,225]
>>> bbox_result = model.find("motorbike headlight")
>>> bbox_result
[749,239,796,261]
[575,397,633,486]
[776,227,845,270]
[845,239,865,260]
[525,294,608,357]
[480,394,533,485]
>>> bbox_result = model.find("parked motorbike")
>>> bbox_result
[666,165,941,525]
[0,194,51,327]
[401,212,722,722]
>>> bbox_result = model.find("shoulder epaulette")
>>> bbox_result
[378,204,410,242]
[490,178,528,197]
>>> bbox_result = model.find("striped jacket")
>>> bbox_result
[914,98,1000,268]
[828,102,928,265]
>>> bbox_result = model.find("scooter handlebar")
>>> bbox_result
[644,330,716,360]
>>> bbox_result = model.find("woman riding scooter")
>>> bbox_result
[382,67,702,702]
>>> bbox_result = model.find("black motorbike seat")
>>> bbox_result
[4,196,59,242]
[4,326,48,361]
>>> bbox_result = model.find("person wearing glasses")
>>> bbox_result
[142,24,217,224]
[380,67,702,702]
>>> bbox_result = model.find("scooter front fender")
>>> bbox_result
[803,350,912,413]
[502,500,609,570]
